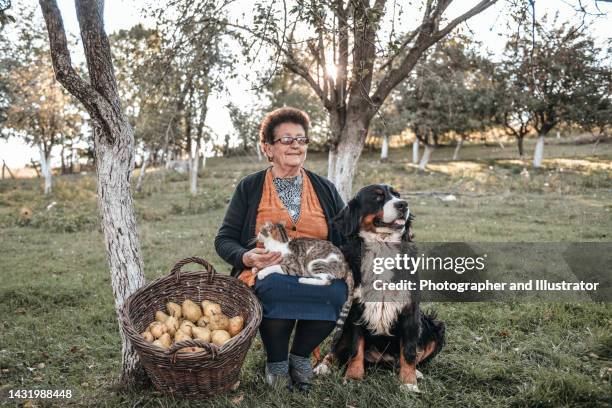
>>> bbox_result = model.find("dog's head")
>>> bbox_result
[334,184,414,241]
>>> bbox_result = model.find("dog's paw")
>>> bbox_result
[400,383,421,394]
[313,363,331,376]
[416,369,424,380]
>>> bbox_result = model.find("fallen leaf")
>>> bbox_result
[231,394,244,404]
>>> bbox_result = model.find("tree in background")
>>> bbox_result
[111,25,181,191]
[230,0,497,199]
[39,0,146,387]
[149,0,232,195]
[1,5,82,193]
[226,102,264,159]
[381,35,497,168]
[500,15,611,167]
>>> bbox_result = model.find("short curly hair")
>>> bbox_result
[259,107,310,145]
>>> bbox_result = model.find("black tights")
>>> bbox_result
[259,318,336,363]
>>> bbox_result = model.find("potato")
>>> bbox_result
[197,316,210,328]
[182,299,202,323]
[174,329,192,343]
[211,330,231,346]
[166,302,182,319]
[203,302,222,317]
[208,314,229,331]
[228,316,245,337]
[152,339,165,349]
[192,327,212,342]
[181,320,196,328]
[179,321,194,337]
[149,322,167,339]
[155,311,169,322]
[141,331,154,343]
[165,316,179,336]
[159,333,172,348]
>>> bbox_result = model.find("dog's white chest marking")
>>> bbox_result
[358,300,405,336]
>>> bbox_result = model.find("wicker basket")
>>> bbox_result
[120,257,262,398]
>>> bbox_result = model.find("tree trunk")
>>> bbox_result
[60,143,66,174]
[190,138,200,196]
[329,119,367,202]
[412,139,419,164]
[533,134,545,168]
[38,143,52,195]
[452,138,463,161]
[380,134,389,162]
[418,145,434,170]
[39,0,146,388]
[94,122,146,387]
[517,136,524,158]
[135,149,149,193]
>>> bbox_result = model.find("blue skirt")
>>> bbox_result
[254,274,348,321]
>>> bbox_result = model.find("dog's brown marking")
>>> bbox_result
[361,211,383,233]
[416,340,438,364]
[345,337,365,380]
[399,342,417,385]
[312,346,321,364]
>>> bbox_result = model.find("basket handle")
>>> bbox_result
[167,339,219,363]
[170,257,216,284]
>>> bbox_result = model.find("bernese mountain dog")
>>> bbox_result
[314,184,445,393]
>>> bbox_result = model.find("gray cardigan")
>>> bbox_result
[214,167,346,277]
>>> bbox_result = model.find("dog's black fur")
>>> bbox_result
[320,184,445,387]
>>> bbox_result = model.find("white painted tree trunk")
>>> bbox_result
[452,138,463,161]
[330,123,366,202]
[418,145,434,170]
[533,135,545,168]
[94,124,146,387]
[380,135,389,161]
[412,139,419,164]
[38,144,52,195]
[190,140,200,196]
[135,149,149,193]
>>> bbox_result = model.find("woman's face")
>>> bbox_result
[264,122,308,170]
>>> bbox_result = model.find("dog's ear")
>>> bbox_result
[402,212,415,242]
[333,198,361,237]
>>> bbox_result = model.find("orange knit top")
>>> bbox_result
[238,167,328,286]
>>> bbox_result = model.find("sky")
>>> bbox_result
[1,0,611,169]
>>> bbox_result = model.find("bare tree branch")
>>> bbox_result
[371,0,496,111]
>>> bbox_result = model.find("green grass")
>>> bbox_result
[1,140,611,407]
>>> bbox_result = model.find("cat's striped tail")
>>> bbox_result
[328,264,354,350]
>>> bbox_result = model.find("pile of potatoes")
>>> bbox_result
[140,299,245,353]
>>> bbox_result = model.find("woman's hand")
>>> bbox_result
[242,248,283,270]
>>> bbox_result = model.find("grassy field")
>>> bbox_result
[1,139,611,407]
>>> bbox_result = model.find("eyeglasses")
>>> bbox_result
[272,136,310,145]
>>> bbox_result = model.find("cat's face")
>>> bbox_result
[257,221,288,243]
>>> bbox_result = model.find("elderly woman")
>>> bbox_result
[214,107,346,392]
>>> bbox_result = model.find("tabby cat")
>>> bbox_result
[254,221,354,333]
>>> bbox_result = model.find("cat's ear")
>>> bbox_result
[333,199,361,237]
